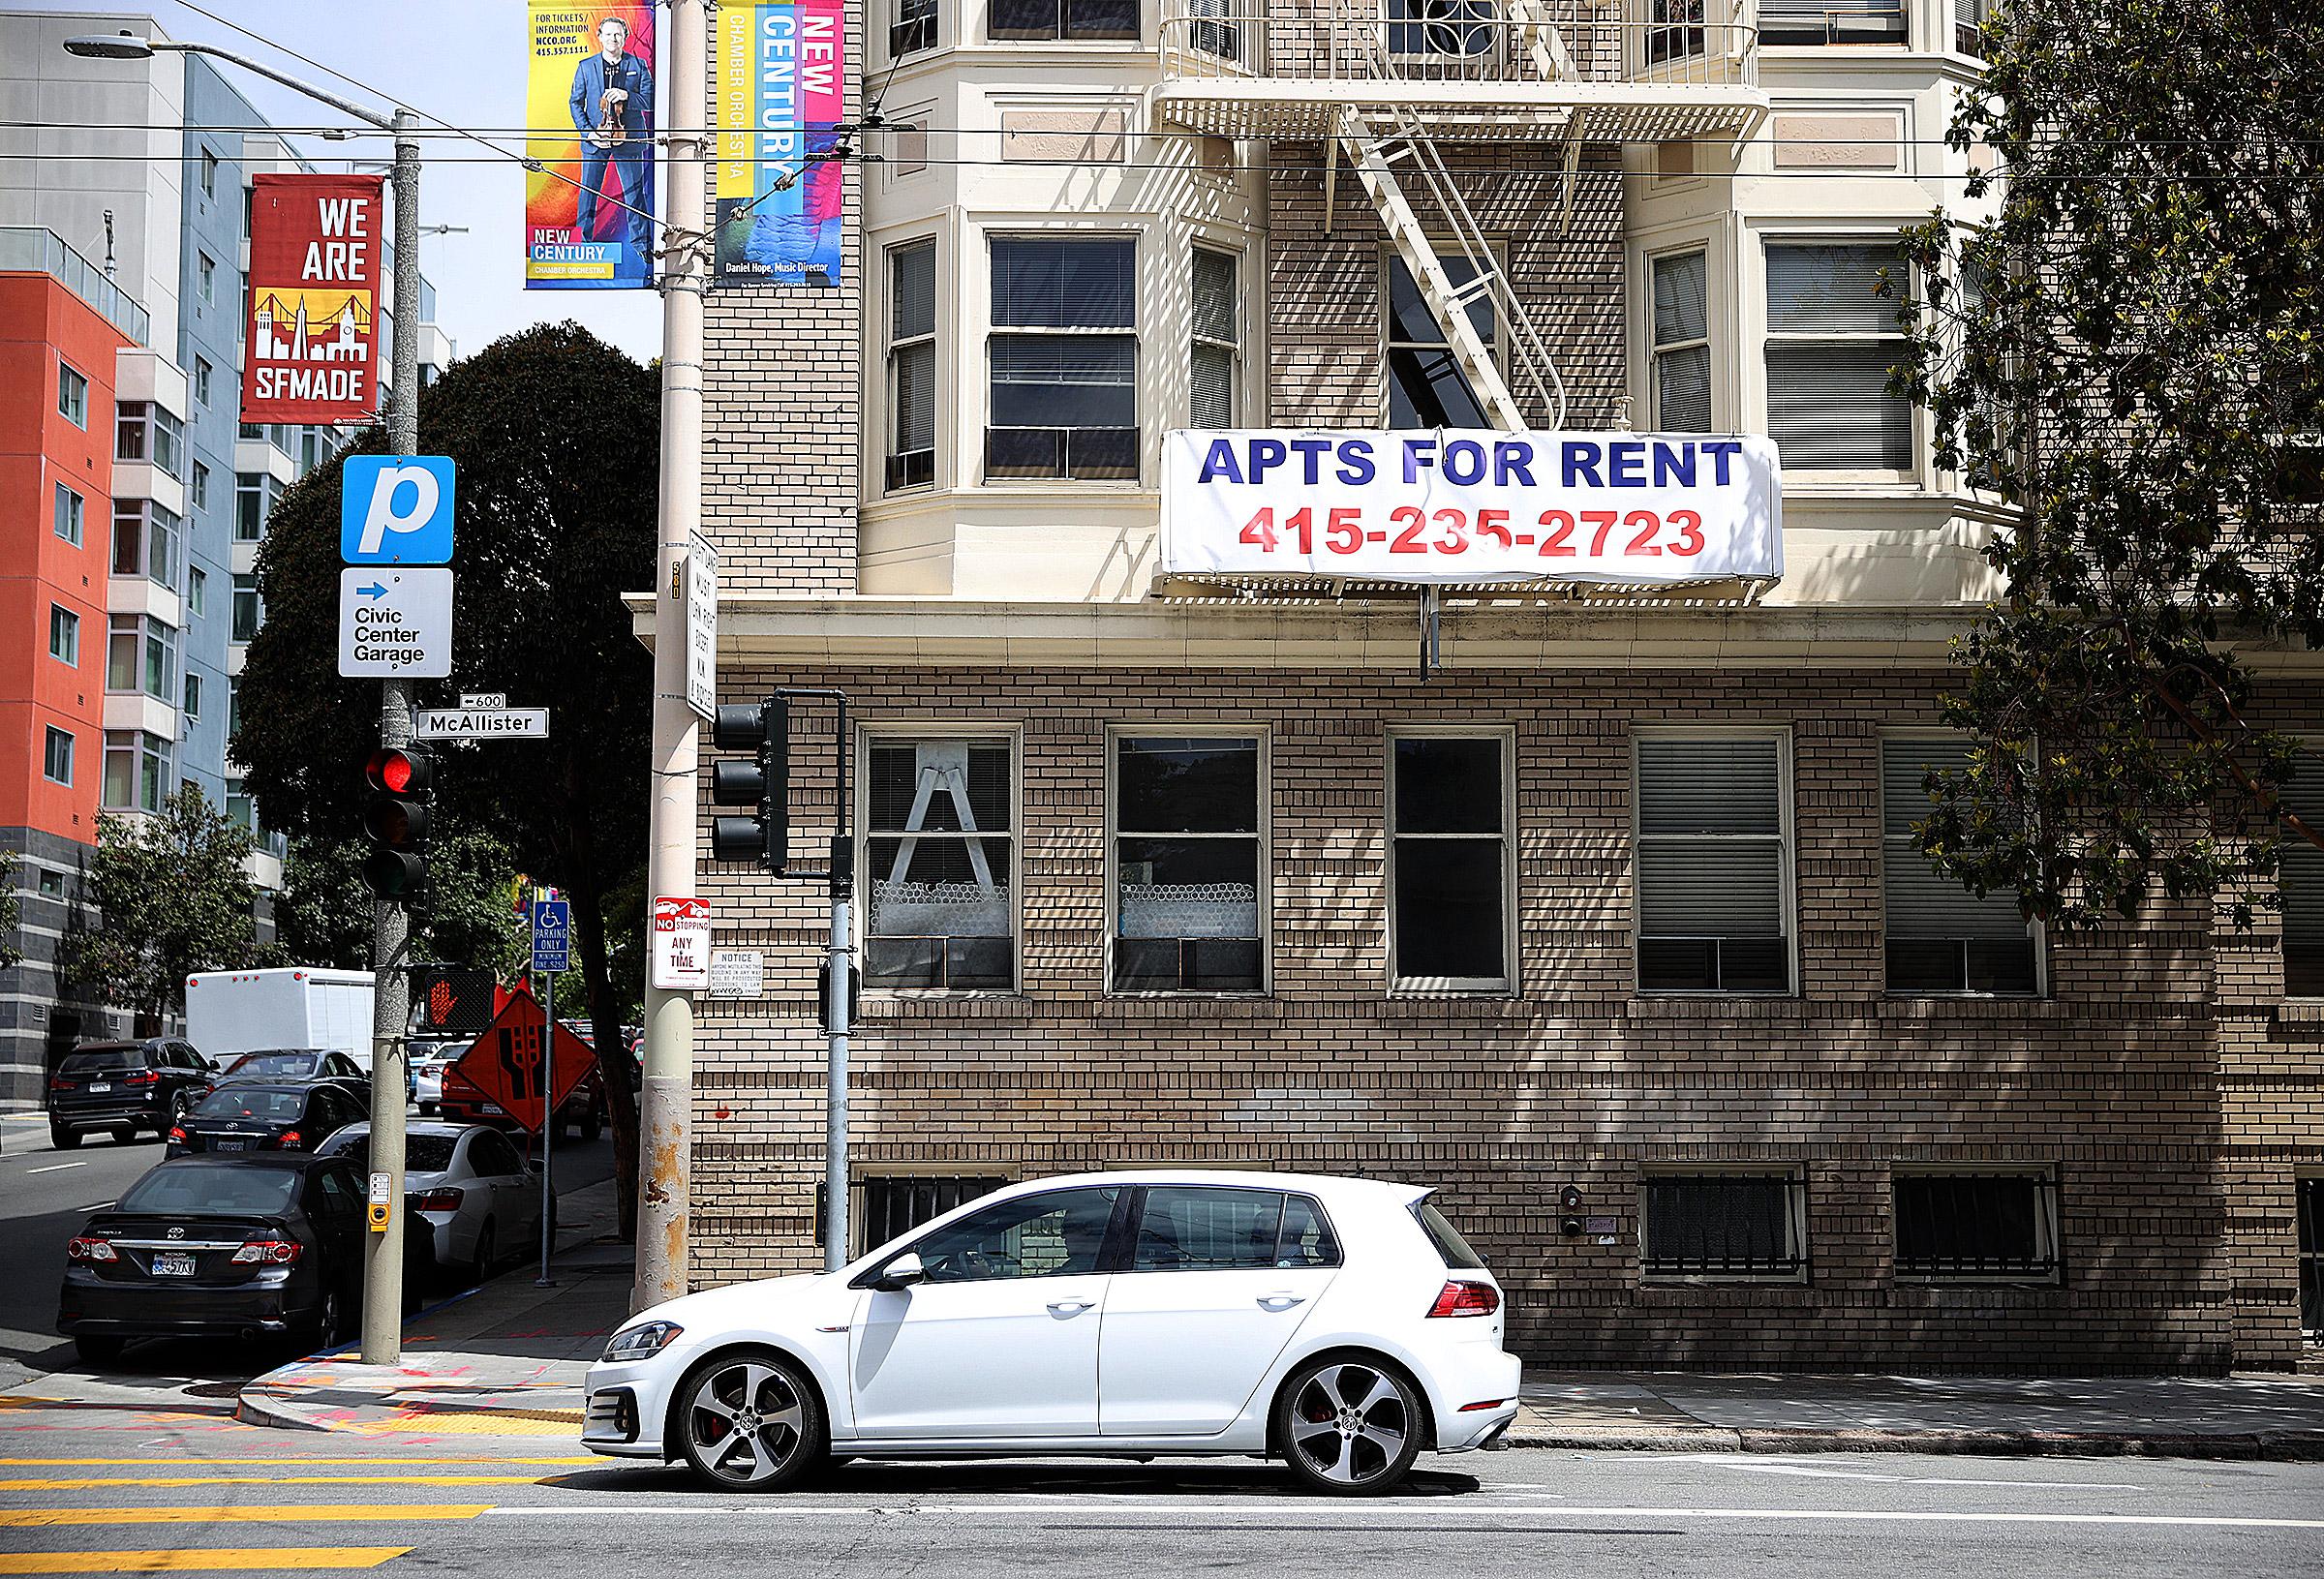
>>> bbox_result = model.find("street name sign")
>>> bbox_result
[413,708,550,740]
[532,897,571,974]
[454,991,595,1134]
[338,567,452,678]
[341,455,455,564]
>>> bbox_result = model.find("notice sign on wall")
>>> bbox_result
[1162,430,1783,587]
[243,173,384,424]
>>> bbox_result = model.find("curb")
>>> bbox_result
[1506,1424,2324,1461]
[232,1384,331,1434]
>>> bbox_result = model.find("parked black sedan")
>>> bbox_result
[56,1154,368,1361]
[47,1038,218,1148]
[167,1081,366,1158]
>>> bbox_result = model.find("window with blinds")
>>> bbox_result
[1764,242,1911,471]
[1190,247,1238,429]
[1760,0,1906,45]
[1391,733,1509,989]
[1386,251,1494,428]
[887,241,936,491]
[1635,733,1790,992]
[987,235,1138,480]
[1882,738,2038,994]
[2283,767,2324,997]
[1641,1172,1807,1279]
[863,736,1015,990]
[1652,251,1710,433]
[991,0,1137,42]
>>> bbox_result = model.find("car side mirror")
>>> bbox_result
[873,1253,926,1291]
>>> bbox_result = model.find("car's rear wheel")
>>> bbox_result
[74,1334,125,1364]
[468,1222,496,1285]
[306,1285,348,1351]
[674,1350,824,1492]
[1274,1357,1423,1496]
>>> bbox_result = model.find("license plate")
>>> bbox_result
[89,1082,111,1093]
[152,1253,197,1277]
[481,1103,505,1115]
[215,1139,250,1152]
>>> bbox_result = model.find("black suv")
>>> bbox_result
[48,1040,217,1149]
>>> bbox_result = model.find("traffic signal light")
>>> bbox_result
[711,699,788,871]
[361,745,433,900]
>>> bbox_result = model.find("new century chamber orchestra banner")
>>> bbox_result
[526,3,657,288]
[1162,431,1785,585]
[715,0,845,287]
[242,173,384,425]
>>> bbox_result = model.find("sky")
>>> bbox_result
[37,0,663,364]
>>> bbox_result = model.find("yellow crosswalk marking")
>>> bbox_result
[0,1551,410,1573]
[0,1505,491,1527]
[0,1476,544,1491]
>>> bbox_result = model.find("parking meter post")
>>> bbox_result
[536,969,555,1288]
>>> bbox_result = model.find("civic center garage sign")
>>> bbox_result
[1162,431,1783,586]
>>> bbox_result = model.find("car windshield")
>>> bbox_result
[193,1087,305,1121]
[228,1052,321,1077]
[321,1134,457,1171]
[60,1049,139,1076]
[116,1163,299,1216]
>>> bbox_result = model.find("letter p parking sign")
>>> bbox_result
[342,454,456,564]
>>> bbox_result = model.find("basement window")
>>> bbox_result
[1893,1169,2060,1282]
[1641,1171,1807,1280]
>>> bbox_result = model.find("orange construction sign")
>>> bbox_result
[454,990,596,1134]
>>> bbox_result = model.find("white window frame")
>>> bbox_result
[198,251,216,305]
[1760,234,1917,477]
[183,670,202,722]
[1649,245,1711,431]
[1637,1164,1809,1285]
[1385,724,1516,995]
[1890,1163,2062,1286]
[985,230,1142,484]
[1380,241,1506,430]
[43,726,75,787]
[884,235,940,494]
[194,356,212,408]
[854,720,1025,997]
[1189,243,1242,429]
[48,603,79,666]
[58,360,88,426]
[1630,723,1797,996]
[1105,724,1271,997]
[1879,729,2044,998]
[54,482,83,546]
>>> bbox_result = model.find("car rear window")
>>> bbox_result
[228,1052,320,1077]
[193,1087,306,1121]
[117,1163,299,1216]
[320,1134,456,1172]
[1412,1199,1487,1270]
[60,1049,140,1075]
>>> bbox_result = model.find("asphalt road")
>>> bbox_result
[0,1110,615,1384]
[0,1392,2313,1579]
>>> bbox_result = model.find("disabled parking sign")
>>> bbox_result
[532,897,571,974]
[342,455,455,564]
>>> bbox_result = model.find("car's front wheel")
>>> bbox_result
[674,1350,824,1492]
[1274,1356,1423,1496]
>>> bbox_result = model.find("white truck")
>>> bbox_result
[183,967,377,1068]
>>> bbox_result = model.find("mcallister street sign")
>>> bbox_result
[413,708,550,740]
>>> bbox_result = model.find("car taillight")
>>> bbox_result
[123,1071,160,1086]
[1426,1279,1501,1319]
[231,1238,302,1265]
[274,1130,302,1149]
[409,1188,464,1212]
[168,1126,187,1144]
[66,1236,118,1262]
[49,1076,75,1091]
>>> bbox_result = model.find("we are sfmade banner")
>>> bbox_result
[1162,430,1784,586]
[714,0,845,287]
[242,174,382,424]
[525,3,657,288]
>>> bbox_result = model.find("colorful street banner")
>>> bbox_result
[715,0,845,287]
[526,3,657,289]
[242,173,383,425]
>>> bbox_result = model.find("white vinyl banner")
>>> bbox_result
[1162,430,1783,586]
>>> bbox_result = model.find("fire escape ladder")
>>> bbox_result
[1336,106,1569,432]
[1505,0,1578,81]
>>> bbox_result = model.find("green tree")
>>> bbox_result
[66,788,260,1027]
[1889,0,2324,929]
[232,322,655,1233]
[272,823,529,981]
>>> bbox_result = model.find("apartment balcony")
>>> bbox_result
[1153,0,1765,142]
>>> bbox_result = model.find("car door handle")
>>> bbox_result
[1046,1298,1094,1316]
[1257,1292,1306,1311]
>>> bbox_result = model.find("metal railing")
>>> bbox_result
[1158,0,1758,90]
[0,227,151,344]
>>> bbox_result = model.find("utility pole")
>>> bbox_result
[636,0,709,1311]
[61,29,425,1366]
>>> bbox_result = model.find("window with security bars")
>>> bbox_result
[893,0,937,54]
[888,241,937,491]
[1652,251,1710,432]
[1893,1170,2060,1281]
[1386,252,1493,428]
[1190,248,1239,429]
[2301,1178,2323,1338]
[1882,738,2038,994]
[1635,733,1790,992]
[1391,734,1508,989]
[853,1175,1006,1257]
[991,0,1136,42]
[2281,768,2324,997]
[1113,735,1264,992]
[864,737,1014,990]
[1759,0,1907,45]
[1764,242,1911,470]
[1641,1173,1806,1278]
[987,236,1138,481]
[1388,0,1495,55]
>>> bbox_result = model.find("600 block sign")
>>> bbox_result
[1162,430,1785,587]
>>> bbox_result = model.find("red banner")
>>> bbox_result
[241,173,384,425]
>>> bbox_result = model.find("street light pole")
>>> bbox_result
[63,32,422,1364]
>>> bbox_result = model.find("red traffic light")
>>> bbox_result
[366,747,432,796]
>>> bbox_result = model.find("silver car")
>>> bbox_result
[316,1121,546,1284]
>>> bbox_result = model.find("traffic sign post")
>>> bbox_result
[530,898,570,1286]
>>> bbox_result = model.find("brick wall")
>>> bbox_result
[687,661,2248,1372]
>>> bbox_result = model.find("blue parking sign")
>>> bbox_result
[531,898,571,974]
[342,455,456,564]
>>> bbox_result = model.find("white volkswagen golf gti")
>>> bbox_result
[584,1170,1519,1495]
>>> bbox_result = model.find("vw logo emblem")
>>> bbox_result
[168,1227,185,1239]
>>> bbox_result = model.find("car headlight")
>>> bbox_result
[601,1321,684,1362]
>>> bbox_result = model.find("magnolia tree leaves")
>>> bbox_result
[66,789,260,1020]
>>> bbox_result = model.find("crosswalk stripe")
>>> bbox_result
[0,1460,594,1468]
[0,1551,411,1574]
[0,1477,545,1491]
[0,1505,492,1527]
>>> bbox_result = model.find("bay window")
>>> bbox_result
[987,235,1138,481]
[106,614,176,702]
[1652,250,1711,432]
[1764,241,1911,470]
[103,730,172,813]
[115,401,185,480]
[112,500,181,589]
[1190,247,1239,429]
[887,241,937,491]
